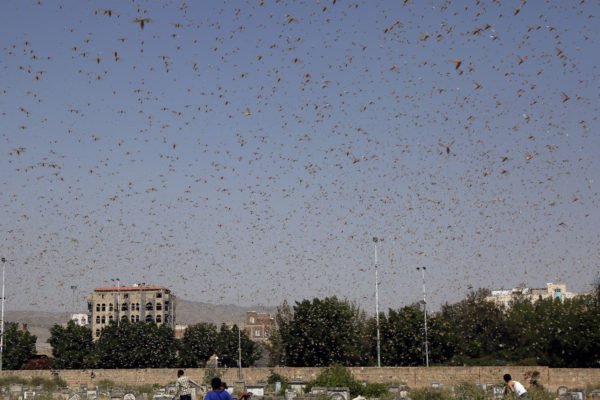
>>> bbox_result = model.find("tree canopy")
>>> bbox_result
[48,321,94,369]
[2,323,37,370]
[276,296,371,366]
[270,291,600,368]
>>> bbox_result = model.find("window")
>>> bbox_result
[165,301,169,311]
[131,315,135,322]
[95,329,100,337]
[96,303,100,312]
[146,302,153,311]
[124,293,129,299]
[157,293,162,298]
[136,315,140,322]
[165,315,169,323]
[122,302,128,311]
[88,302,93,312]
[156,303,162,311]
[156,315,162,323]
[121,315,127,321]
[96,316,100,324]
[135,303,140,311]
[109,303,113,312]
[108,315,113,322]
[249,316,255,324]
[101,316,106,324]
[255,329,261,337]
[101,303,106,311]
[145,315,153,322]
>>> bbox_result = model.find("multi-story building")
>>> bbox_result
[485,282,579,307]
[244,311,274,342]
[86,285,176,339]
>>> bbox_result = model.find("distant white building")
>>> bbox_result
[71,313,89,326]
[485,282,579,307]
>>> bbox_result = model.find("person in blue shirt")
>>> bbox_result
[205,377,250,400]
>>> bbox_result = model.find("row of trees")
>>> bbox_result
[267,289,600,368]
[49,320,260,369]
[3,281,599,369]
[1,320,260,370]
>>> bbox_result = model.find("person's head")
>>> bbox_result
[211,377,222,390]
[178,370,184,377]
[503,374,512,383]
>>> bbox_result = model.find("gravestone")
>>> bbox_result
[9,385,23,394]
[557,387,569,397]
[284,389,296,400]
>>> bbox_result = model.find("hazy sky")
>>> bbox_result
[1,0,598,314]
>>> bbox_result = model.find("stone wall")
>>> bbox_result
[1,367,599,392]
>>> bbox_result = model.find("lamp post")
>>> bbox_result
[238,324,242,379]
[111,278,120,326]
[0,257,6,372]
[373,237,381,368]
[416,266,429,367]
[70,285,77,313]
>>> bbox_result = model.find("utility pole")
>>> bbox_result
[0,257,6,372]
[238,325,243,379]
[416,266,429,367]
[70,285,77,313]
[373,237,381,368]
[111,278,120,326]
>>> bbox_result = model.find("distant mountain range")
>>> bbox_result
[5,299,276,354]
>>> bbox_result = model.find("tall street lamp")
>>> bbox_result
[416,266,429,367]
[111,278,120,326]
[0,257,6,372]
[70,285,77,313]
[373,237,381,368]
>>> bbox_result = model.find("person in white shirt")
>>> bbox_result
[504,374,528,398]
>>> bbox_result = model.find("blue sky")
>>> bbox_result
[1,0,599,313]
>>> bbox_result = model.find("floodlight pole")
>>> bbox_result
[0,257,5,372]
[70,285,77,313]
[111,278,120,326]
[238,325,243,379]
[373,237,381,368]
[417,266,429,367]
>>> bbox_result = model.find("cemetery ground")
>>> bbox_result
[1,367,600,400]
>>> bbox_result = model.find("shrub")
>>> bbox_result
[454,383,487,400]
[305,364,363,397]
[266,370,289,395]
[362,382,390,398]
[409,388,454,400]
[96,379,116,390]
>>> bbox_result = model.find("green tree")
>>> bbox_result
[439,289,513,364]
[215,324,260,367]
[276,297,370,367]
[48,321,93,369]
[179,322,218,367]
[377,305,423,366]
[266,300,292,367]
[91,320,177,368]
[520,296,600,367]
[2,323,37,370]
